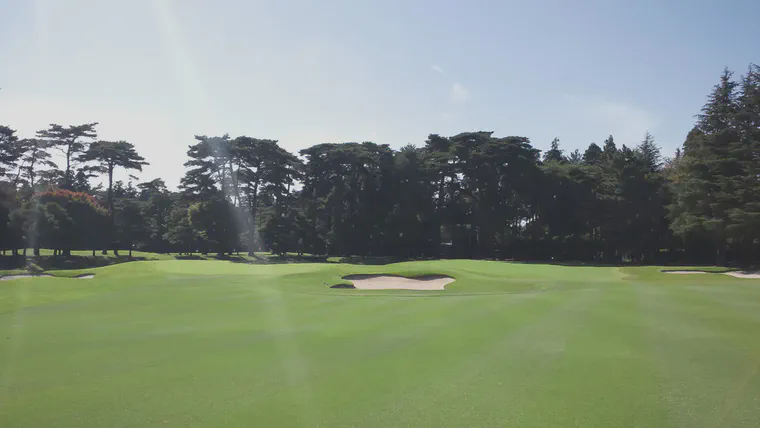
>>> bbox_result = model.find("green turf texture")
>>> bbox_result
[1,260,759,427]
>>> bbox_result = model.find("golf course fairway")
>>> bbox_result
[1,259,759,427]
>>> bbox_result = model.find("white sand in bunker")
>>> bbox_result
[661,270,760,279]
[662,270,708,274]
[0,274,95,281]
[724,271,760,279]
[0,274,54,281]
[337,274,455,290]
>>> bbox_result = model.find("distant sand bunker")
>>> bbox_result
[0,274,54,281]
[336,274,455,290]
[0,274,95,281]
[663,270,708,275]
[724,272,760,279]
[662,270,760,279]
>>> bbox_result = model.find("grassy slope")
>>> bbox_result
[1,260,759,427]
[0,250,323,277]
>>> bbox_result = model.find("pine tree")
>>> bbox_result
[0,126,21,178]
[543,138,565,163]
[637,132,661,171]
[568,149,583,164]
[582,142,603,165]
[79,140,148,254]
[726,64,760,261]
[670,69,741,263]
[36,123,98,189]
[602,135,617,162]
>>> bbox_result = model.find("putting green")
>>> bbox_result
[1,260,759,427]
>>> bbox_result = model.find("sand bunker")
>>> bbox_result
[724,271,760,279]
[662,269,760,279]
[0,274,54,281]
[336,274,455,290]
[0,274,95,281]
[662,270,708,274]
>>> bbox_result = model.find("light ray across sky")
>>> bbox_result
[1,0,758,188]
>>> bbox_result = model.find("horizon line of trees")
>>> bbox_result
[1,64,759,265]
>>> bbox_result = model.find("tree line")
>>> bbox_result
[1,65,758,265]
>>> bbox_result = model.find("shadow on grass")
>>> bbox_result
[174,255,206,260]
[330,283,355,289]
[510,259,746,269]
[326,256,407,265]
[0,254,151,272]
[659,268,738,273]
[225,253,329,264]
[509,260,632,268]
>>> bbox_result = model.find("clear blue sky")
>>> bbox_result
[1,0,758,188]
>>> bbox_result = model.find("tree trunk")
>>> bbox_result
[64,146,71,190]
[716,243,726,266]
[230,159,240,206]
[247,181,260,254]
[106,164,114,255]
[129,248,133,257]
[437,176,445,209]
[92,249,96,257]
[63,249,71,257]
[33,247,40,256]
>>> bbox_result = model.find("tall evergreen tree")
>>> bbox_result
[582,142,603,165]
[17,138,56,190]
[543,138,565,163]
[0,126,21,178]
[670,69,741,263]
[36,123,98,189]
[79,140,148,254]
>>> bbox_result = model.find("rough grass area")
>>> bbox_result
[1,260,759,427]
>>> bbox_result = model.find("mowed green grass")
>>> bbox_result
[1,260,759,427]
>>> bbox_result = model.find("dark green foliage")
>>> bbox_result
[79,140,148,214]
[27,189,109,255]
[165,203,196,254]
[79,140,148,254]
[115,199,145,257]
[36,123,98,189]
[188,197,239,256]
[583,142,603,165]
[298,142,396,256]
[262,210,303,256]
[0,125,22,178]
[17,138,57,191]
[138,179,173,252]
[568,149,583,164]
[668,66,760,264]
[543,138,565,163]
[2,64,759,266]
